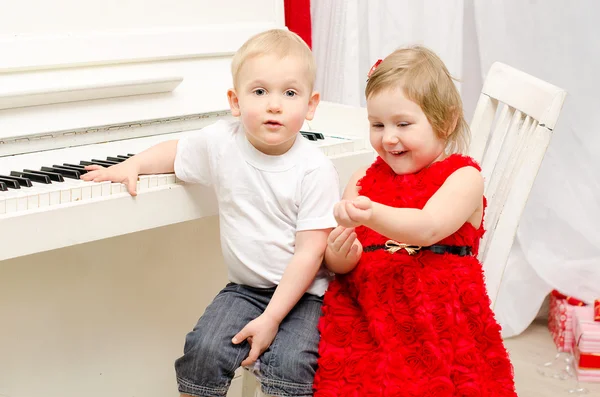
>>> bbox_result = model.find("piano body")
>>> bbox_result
[0,1,373,396]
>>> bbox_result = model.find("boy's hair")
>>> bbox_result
[231,29,316,90]
[365,46,469,154]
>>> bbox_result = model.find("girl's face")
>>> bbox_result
[367,87,446,175]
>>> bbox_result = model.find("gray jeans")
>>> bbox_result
[174,283,323,397]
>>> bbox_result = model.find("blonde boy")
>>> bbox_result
[82,29,340,397]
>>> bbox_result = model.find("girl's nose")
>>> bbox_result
[382,129,400,145]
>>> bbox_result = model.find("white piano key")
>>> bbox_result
[27,194,39,209]
[101,182,112,196]
[60,188,71,203]
[0,197,5,214]
[111,183,123,194]
[138,176,150,192]
[5,196,17,213]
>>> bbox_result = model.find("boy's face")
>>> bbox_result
[227,54,320,155]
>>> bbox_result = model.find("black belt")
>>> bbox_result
[363,240,472,257]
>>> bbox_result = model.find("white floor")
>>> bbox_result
[504,319,600,396]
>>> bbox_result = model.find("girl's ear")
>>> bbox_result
[447,108,460,136]
[227,89,241,117]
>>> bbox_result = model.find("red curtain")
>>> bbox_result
[284,0,312,48]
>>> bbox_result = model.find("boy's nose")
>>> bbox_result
[267,98,282,113]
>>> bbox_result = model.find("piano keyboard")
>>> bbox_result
[0,130,362,216]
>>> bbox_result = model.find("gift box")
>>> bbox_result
[572,306,600,382]
[548,290,587,352]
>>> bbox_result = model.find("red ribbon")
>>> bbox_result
[367,59,382,79]
[575,347,600,369]
[551,290,588,307]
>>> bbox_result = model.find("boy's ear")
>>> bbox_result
[227,88,241,117]
[305,91,321,121]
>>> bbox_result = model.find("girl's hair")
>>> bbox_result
[365,46,469,154]
[231,29,316,90]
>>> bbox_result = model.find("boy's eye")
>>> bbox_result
[284,90,297,97]
[371,123,384,128]
[253,88,266,96]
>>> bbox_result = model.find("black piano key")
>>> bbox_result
[106,156,126,163]
[54,164,88,174]
[92,158,119,165]
[80,160,114,167]
[24,169,65,182]
[0,177,21,189]
[0,181,7,191]
[117,155,131,159]
[2,173,32,187]
[41,166,80,179]
[300,132,318,141]
[10,171,50,184]
[300,130,324,140]
[62,163,86,171]
[127,153,136,157]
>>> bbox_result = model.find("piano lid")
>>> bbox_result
[0,1,285,151]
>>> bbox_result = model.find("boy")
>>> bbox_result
[82,29,340,397]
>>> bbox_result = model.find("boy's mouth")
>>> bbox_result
[265,120,282,126]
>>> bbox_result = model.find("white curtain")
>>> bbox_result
[474,0,600,337]
[311,0,600,337]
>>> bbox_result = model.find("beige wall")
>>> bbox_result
[0,217,228,397]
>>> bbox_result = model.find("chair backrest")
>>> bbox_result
[469,62,567,309]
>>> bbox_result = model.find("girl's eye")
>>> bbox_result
[284,90,297,97]
[398,122,410,127]
[371,124,384,128]
[254,89,266,96]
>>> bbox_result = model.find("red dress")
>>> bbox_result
[314,154,517,397]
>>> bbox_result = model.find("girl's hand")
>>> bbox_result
[335,196,373,227]
[327,226,363,261]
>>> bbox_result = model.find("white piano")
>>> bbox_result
[0,1,373,397]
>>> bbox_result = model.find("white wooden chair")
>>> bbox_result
[469,62,567,310]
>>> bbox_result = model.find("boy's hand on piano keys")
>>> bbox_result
[81,161,140,196]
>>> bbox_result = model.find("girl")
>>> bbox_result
[313,47,517,396]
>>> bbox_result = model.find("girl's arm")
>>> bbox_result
[324,167,368,274]
[346,166,484,246]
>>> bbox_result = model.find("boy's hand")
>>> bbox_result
[334,196,373,227]
[327,226,362,261]
[81,161,140,196]
[232,313,279,367]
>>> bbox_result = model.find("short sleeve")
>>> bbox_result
[173,122,221,186]
[297,159,340,231]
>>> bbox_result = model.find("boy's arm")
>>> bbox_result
[231,228,330,367]
[129,140,178,175]
[81,140,178,195]
[263,228,330,323]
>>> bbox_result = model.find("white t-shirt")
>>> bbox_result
[174,119,340,296]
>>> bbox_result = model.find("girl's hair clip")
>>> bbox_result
[367,59,383,81]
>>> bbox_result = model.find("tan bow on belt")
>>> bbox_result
[385,240,422,255]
